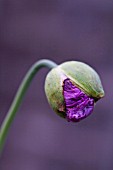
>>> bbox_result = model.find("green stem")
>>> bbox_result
[0,59,57,153]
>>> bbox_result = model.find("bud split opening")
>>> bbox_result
[45,61,104,122]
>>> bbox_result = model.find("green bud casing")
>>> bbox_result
[45,61,105,119]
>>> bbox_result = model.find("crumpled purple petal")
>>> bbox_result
[63,79,94,122]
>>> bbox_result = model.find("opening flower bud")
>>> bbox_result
[45,61,104,122]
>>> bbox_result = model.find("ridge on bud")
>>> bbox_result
[45,61,105,122]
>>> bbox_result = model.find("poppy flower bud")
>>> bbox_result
[45,61,104,122]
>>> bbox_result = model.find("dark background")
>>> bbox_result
[0,0,113,169]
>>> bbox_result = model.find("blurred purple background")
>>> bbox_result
[0,0,113,169]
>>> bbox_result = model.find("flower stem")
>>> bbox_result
[0,59,57,153]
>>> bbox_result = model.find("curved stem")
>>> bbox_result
[0,59,57,153]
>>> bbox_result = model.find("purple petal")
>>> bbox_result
[63,79,94,122]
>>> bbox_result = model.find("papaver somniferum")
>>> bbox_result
[45,61,104,122]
